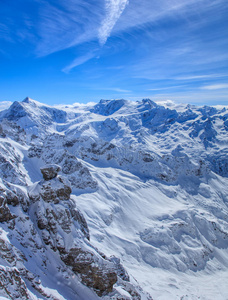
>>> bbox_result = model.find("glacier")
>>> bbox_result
[0,97,228,299]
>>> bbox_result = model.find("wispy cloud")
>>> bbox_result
[113,0,209,34]
[36,0,130,70]
[127,89,228,106]
[0,23,12,42]
[90,86,131,93]
[62,51,97,73]
[147,85,187,91]
[62,0,129,72]
[201,84,228,90]
[98,87,131,93]
[98,0,129,45]
[35,0,206,57]
[175,74,228,80]
[35,0,129,57]
[3,0,227,58]
[35,2,99,56]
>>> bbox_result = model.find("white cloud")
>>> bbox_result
[0,101,12,111]
[100,87,131,93]
[201,84,228,90]
[37,0,130,71]
[147,85,187,91]
[90,86,131,93]
[155,99,176,107]
[111,87,131,93]
[35,0,203,57]
[62,52,97,73]
[35,1,103,57]
[175,74,228,80]
[98,0,129,45]
[113,0,207,34]
[141,89,228,106]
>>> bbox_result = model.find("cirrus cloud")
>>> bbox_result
[98,0,129,45]
[201,84,228,90]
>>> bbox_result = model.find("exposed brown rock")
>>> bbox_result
[40,164,61,181]
[0,267,30,300]
[0,237,17,265]
[0,196,15,223]
[6,190,19,206]
[61,248,117,296]
[39,176,71,203]
[28,165,119,296]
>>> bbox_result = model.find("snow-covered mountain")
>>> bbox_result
[0,97,228,299]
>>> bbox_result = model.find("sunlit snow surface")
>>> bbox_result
[0,97,228,299]
[75,165,228,300]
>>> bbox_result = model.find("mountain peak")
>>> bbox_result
[22,96,32,103]
[22,97,44,107]
[142,98,157,108]
[93,99,128,116]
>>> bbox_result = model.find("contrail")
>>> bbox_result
[98,0,129,45]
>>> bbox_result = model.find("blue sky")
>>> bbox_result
[0,0,228,106]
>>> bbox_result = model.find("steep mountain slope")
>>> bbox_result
[0,97,228,299]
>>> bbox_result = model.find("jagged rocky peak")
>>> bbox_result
[40,164,61,181]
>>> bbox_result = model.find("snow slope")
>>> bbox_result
[0,97,228,299]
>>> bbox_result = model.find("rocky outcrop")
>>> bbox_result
[61,248,117,296]
[0,195,15,223]
[28,165,120,296]
[0,159,145,299]
[0,267,31,300]
[29,165,72,204]
[0,183,18,223]
[40,164,61,180]
[28,135,98,190]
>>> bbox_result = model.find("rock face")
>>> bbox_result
[28,135,98,190]
[0,195,15,222]
[61,248,117,296]
[0,183,18,223]
[29,164,73,204]
[40,164,61,180]
[28,165,130,297]
[0,163,146,299]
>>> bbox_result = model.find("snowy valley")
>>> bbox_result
[0,97,228,300]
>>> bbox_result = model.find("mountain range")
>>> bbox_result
[0,97,228,300]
